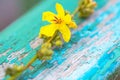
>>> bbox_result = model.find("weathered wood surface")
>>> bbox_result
[0,0,120,80]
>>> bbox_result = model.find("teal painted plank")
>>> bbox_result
[0,0,120,80]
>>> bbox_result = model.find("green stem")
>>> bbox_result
[8,55,38,80]
[72,7,79,18]
[24,55,38,70]
[8,31,57,80]
[72,0,84,17]
[7,1,85,79]
[47,31,57,43]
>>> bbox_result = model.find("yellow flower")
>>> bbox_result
[39,3,77,42]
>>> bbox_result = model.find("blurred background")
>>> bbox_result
[0,0,41,31]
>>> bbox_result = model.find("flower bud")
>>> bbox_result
[78,0,96,18]
[55,40,63,47]
[5,64,24,77]
[37,47,53,60]
[13,65,24,71]
[40,47,48,55]
[5,68,17,76]
[46,49,53,56]
[37,47,48,59]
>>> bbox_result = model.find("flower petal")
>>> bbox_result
[56,3,65,18]
[42,11,57,23]
[39,24,57,37]
[69,21,77,29]
[59,25,71,42]
[64,14,72,24]
[64,14,77,29]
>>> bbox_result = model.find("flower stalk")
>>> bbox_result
[72,0,85,17]
[5,1,97,80]
[24,55,38,70]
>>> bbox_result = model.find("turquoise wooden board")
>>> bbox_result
[0,0,120,80]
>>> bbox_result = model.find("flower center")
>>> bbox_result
[53,16,63,24]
